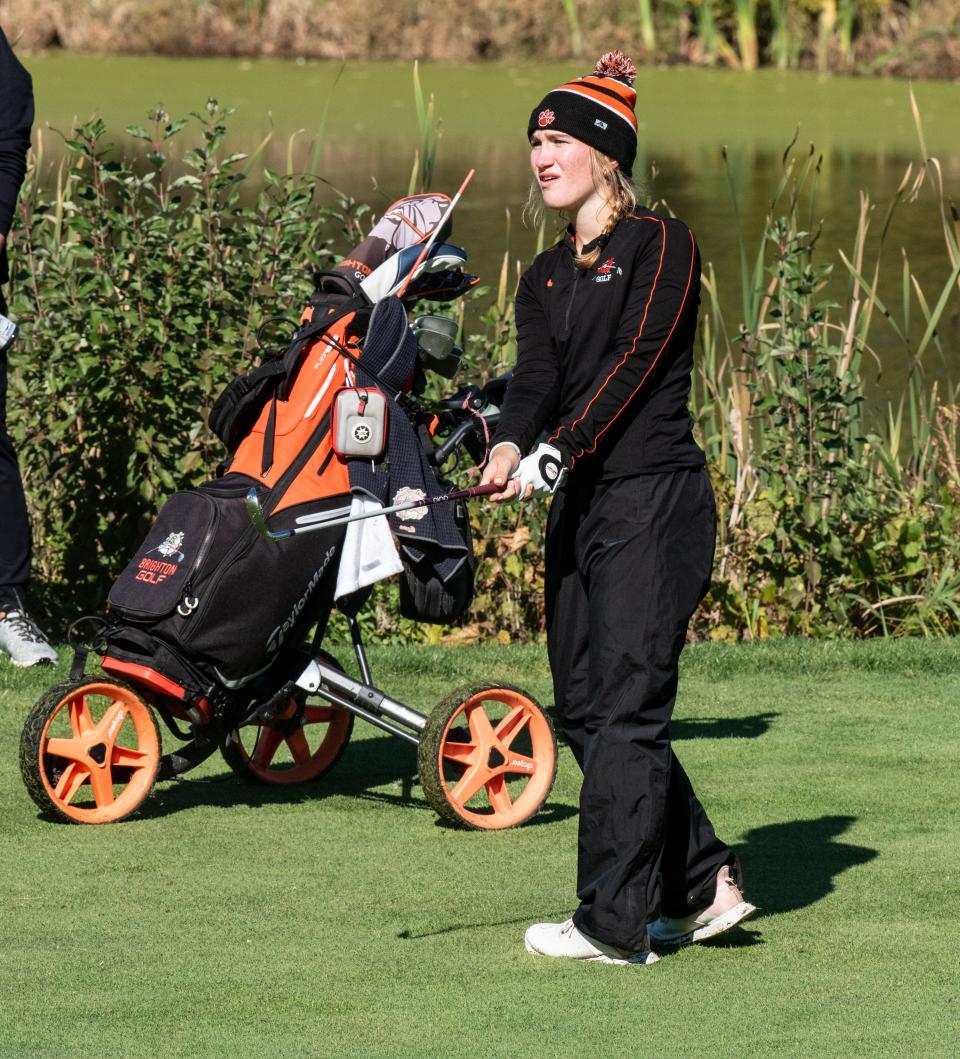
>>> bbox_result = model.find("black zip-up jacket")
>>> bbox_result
[0,28,34,285]
[494,207,705,480]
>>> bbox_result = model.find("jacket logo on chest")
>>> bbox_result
[594,257,622,284]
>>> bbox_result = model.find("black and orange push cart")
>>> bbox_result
[19,378,559,832]
[19,185,559,833]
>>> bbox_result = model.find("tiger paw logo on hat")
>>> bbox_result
[538,109,556,128]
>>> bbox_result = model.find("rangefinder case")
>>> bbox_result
[332,387,388,458]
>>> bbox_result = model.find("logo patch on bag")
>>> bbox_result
[265,547,336,656]
[135,531,187,585]
[394,487,428,521]
[152,532,186,562]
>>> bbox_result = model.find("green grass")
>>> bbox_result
[2,640,959,1058]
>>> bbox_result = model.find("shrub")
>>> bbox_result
[7,102,352,618]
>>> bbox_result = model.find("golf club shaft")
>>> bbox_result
[302,482,497,532]
[246,482,498,540]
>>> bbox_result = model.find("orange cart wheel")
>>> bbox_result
[19,678,161,825]
[220,652,353,786]
[418,683,557,831]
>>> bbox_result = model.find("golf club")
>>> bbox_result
[245,483,499,541]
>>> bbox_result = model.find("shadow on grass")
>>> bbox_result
[550,710,781,752]
[656,814,878,953]
[734,814,878,919]
[397,911,573,941]
[130,732,576,827]
[672,711,780,741]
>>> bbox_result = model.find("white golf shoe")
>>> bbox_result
[524,918,659,966]
[0,608,58,667]
[648,866,757,947]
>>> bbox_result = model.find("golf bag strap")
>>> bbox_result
[293,293,405,401]
[262,392,279,476]
[278,296,370,399]
[260,294,369,474]
[69,644,89,681]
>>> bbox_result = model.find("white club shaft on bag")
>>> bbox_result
[245,483,497,542]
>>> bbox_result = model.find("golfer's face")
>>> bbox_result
[530,130,596,213]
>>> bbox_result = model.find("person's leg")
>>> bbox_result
[529,482,663,964]
[545,481,591,770]
[0,345,32,600]
[0,321,57,665]
[660,751,738,914]
[529,485,664,965]
[657,470,738,913]
[570,469,720,953]
[650,469,754,942]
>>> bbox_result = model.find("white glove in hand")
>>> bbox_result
[511,442,567,496]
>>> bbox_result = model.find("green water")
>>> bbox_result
[25,56,960,399]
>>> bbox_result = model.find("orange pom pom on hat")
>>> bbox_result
[527,50,638,175]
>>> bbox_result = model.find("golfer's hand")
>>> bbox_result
[480,443,521,502]
[512,442,567,498]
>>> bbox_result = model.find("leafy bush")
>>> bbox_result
[8,102,352,617]
[693,134,960,638]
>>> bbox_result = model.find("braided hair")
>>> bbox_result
[524,150,638,271]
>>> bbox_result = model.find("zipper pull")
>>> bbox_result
[177,594,199,617]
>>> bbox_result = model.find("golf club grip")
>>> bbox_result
[451,483,501,500]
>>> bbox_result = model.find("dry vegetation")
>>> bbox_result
[1,0,958,77]
[1,0,611,62]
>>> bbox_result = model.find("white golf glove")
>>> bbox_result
[511,442,567,496]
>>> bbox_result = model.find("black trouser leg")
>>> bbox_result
[545,481,592,770]
[546,468,735,951]
[0,339,31,604]
[659,751,736,917]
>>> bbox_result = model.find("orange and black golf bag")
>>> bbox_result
[99,193,479,704]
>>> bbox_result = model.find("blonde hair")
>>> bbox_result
[523,149,638,270]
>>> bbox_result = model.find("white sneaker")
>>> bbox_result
[524,918,659,966]
[0,608,59,667]
[648,865,757,947]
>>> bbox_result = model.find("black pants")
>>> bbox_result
[545,467,737,952]
[0,291,31,602]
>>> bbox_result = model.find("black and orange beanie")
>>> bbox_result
[527,51,638,176]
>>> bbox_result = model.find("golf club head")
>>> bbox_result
[245,489,292,542]
[413,314,463,379]
[361,243,467,303]
[401,267,479,304]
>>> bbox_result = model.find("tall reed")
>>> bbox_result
[408,62,441,195]
[732,0,760,70]
[559,0,584,57]
[637,0,657,53]
[691,99,960,637]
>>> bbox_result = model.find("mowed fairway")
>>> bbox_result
[1,640,958,1058]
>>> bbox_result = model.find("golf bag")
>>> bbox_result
[100,195,481,703]
[103,294,366,698]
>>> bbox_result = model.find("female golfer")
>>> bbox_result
[480,51,755,965]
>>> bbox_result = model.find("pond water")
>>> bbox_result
[26,55,960,404]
